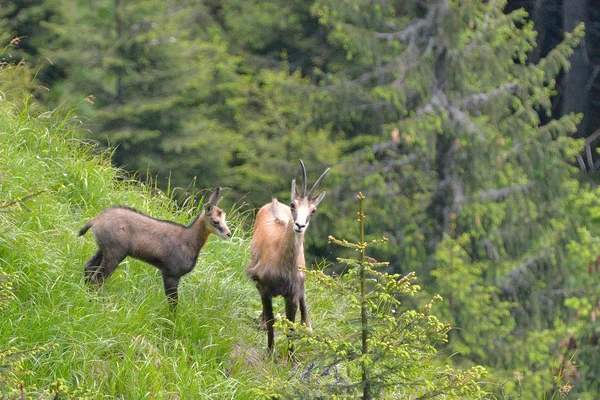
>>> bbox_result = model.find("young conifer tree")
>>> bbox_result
[259,193,488,399]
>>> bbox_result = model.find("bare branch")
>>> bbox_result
[477,182,536,202]
[375,0,449,46]
[322,63,399,91]
[372,140,399,156]
[362,155,420,175]
[0,189,48,211]
[321,45,421,92]
[414,90,485,140]
[458,83,520,111]
[500,252,549,295]
[577,154,587,171]
[375,18,432,45]
[447,104,485,139]
[508,255,541,279]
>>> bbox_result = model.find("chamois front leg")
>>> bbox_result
[261,294,276,355]
[162,271,181,309]
[299,295,311,330]
[285,297,298,323]
[285,296,299,359]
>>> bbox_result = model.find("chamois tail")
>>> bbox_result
[78,221,92,236]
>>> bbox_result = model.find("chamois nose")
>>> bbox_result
[294,222,306,233]
[226,231,232,238]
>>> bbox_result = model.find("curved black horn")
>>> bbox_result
[308,167,331,199]
[299,159,308,197]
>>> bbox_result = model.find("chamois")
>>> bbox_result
[247,160,330,354]
[79,187,231,307]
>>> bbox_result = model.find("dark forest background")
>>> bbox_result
[3,0,600,397]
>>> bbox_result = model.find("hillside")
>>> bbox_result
[0,95,289,398]
[0,94,494,399]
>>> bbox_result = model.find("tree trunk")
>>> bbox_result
[562,0,590,139]
[114,0,124,104]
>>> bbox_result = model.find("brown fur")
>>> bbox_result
[79,187,231,307]
[247,161,329,354]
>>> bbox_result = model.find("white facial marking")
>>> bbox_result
[293,202,311,234]
[211,209,231,239]
[221,213,232,238]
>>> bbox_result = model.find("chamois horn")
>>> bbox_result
[308,167,331,200]
[299,159,308,197]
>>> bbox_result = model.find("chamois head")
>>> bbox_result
[203,187,232,239]
[290,160,330,234]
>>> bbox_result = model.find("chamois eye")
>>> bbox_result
[311,208,317,215]
[212,220,219,226]
[290,203,295,210]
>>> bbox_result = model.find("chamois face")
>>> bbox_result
[290,177,326,235]
[290,196,316,234]
[205,204,231,239]
[203,187,231,239]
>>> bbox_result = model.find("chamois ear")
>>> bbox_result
[205,187,220,211]
[291,179,300,201]
[312,190,327,207]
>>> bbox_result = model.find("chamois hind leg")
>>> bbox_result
[92,251,126,286]
[261,294,276,355]
[84,249,103,284]
[162,271,181,309]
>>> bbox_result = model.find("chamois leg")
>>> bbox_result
[84,249,103,284]
[258,312,268,331]
[93,252,126,286]
[261,294,275,355]
[162,272,181,309]
[285,297,299,358]
[299,295,311,330]
[285,297,298,323]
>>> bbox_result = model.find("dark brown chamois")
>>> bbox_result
[79,187,231,307]
[246,160,330,354]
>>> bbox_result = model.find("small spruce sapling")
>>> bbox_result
[260,192,488,399]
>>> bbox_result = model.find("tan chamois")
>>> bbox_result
[247,160,330,354]
[79,187,231,307]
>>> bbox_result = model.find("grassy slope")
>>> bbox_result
[0,100,312,398]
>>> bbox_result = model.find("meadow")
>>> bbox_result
[0,100,344,399]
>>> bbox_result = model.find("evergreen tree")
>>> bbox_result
[15,0,341,204]
[307,0,587,395]
[259,193,488,399]
[546,186,600,398]
[38,0,235,189]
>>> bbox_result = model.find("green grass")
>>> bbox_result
[0,99,318,399]
[0,92,489,400]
